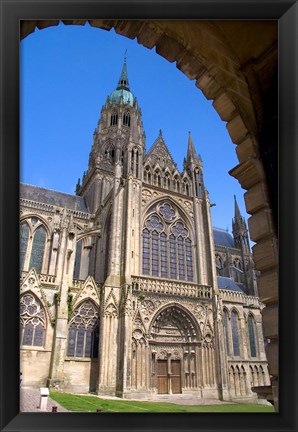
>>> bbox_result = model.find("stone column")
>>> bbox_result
[98,163,124,395]
[213,296,230,400]
[47,210,76,388]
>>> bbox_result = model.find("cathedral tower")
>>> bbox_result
[20,59,269,402]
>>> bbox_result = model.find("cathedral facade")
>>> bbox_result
[20,61,270,402]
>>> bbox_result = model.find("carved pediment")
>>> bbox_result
[72,275,100,308]
[145,134,177,171]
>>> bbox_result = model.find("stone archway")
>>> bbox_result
[147,304,214,396]
[20,19,279,403]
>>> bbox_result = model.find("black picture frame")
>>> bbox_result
[1,1,297,431]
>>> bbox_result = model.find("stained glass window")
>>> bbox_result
[73,239,82,279]
[159,203,175,221]
[29,225,46,273]
[142,209,193,281]
[169,234,177,279]
[248,315,257,357]
[231,311,240,356]
[20,223,29,270]
[151,231,159,276]
[160,233,167,278]
[142,229,150,275]
[223,310,230,355]
[185,238,193,280]
[20,294,46,347]
[67,300,99,358]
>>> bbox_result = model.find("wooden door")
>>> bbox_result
[157,360,168,394]
[171,360,182,394]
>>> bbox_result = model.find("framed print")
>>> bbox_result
[0,1,297,432]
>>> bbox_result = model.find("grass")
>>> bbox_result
[49,391,275,413]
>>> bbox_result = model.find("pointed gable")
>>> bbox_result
[72,275,100,308]
[144,130,177,171]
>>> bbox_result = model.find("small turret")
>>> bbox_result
[232,195,250,253]
[184,132,204,198]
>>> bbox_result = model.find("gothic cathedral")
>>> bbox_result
[20,60,270,402]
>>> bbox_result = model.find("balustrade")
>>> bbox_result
[131,276,212,299]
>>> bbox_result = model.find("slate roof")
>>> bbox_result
[20,183,89,213]
[217,276,244,293]
[213,227,235,248]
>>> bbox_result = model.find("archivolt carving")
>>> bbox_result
[155,346,183,360]
[140,299,156,316]
[193,304,207,320]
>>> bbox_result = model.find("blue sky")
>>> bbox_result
[20,22,250,235]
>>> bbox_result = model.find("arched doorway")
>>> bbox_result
[147,304,210,395]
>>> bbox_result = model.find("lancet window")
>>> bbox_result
[110,110,118,126]
[231,310,240,356]
[67,300,99,358]
[248,315,257,357]
[142,202,193,281]
[123,111,130,127]
[223,309,230,356]
[131,148,139,177]
[20,293,46,347]
[20,218,47,273]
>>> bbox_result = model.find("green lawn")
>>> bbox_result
[49,391,275,413]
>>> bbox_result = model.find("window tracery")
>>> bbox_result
[67,300,99,358]
[20,218,47,273]
[20,293,46,347]
[142,202,193,281]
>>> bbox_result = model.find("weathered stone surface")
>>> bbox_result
[196,71,221,100]
[155,34,185,63]
[226,114,249,144]
[252,238,278,272]
[114,20,144,40]
[236,136,260,163]
[244,182,270,214]
[36,20,59,30]
[265,340,278,377]
[229,159,265,190]
[212,93,237,122]
[248,208,274,242]
[261,305,278,339]
[88,20,114,31]
[62,20,87,26]
[176,52,204,80]
[257,269,278,304]
[20,20,38,39]
[136,22,163,49]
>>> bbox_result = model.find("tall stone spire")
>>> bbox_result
[232,195,249,252]
[187,131,198,163]
[234,194,242,223]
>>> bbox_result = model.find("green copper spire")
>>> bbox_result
[109,56,134,106]
[116,54,130,91]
